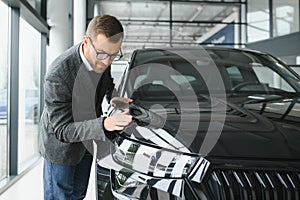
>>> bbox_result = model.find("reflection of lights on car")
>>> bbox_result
[0,89,38,121]
[110,135,201,178]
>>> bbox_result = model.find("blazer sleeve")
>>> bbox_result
[44,71,107,143]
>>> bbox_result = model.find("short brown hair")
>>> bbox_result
[86,15,124,43]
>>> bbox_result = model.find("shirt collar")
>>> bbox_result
[79,42,93,71]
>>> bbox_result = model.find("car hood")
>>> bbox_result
[203,114,300,160]
[125,100,300,163]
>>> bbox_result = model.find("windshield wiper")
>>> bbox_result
[241,94,300,117]
[243,94,291,104]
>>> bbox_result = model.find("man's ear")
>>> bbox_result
[83,36,89,45]
[82,36,90,55]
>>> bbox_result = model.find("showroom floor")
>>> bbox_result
[0,158,96,200]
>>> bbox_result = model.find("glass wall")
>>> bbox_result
[26,0,42,15]
[248,0,300,43]
[18,18,41,172]
[0,1,9,181]
[247,0,270,43]
[273,0,299,37]
[0,0,47,193]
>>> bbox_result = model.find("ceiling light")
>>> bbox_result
[189,6,203,22]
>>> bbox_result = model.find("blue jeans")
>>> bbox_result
[43,151,93,200]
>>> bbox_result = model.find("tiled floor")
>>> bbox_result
[0,158,96,200]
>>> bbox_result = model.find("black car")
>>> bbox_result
[96,46,300,200]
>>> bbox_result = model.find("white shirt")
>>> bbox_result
[79,42,94,71]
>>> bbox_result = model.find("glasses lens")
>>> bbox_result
[112,54,122,61]
[96,53,109,60]
[112,55,120,61]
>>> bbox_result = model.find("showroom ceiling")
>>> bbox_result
[88,0,246,52]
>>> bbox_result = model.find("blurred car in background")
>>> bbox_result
[97,46,300,200]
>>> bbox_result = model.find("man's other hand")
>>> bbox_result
[104,109,133,131]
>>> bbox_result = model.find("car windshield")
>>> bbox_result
[124,48,300,109]
[115,48,300,157]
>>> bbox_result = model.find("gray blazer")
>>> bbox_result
[39,44,115,165]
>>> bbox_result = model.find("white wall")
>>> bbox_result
[46,0,87,67]
[46,0,69,66]
[73,0,86,44]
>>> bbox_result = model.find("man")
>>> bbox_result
[39,15,132,200]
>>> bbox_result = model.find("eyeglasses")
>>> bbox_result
[88,37,123,61]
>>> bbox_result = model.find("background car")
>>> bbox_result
[97,46,300,200]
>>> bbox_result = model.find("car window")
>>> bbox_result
[252,63,295,92]
[170,75,196,84]
[128,49,300,106]
[211,50,298,93]
[223,62,295,93]
[225,66,244,86]
[134,75,147,90]
[130,61,207,97]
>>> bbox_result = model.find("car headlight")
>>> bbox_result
[108,135,210,198]
[111,135,209,180]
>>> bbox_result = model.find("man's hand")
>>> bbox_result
[104,109,133,131]
[110,97,133,110]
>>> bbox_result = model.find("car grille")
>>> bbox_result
[193,168,300,200]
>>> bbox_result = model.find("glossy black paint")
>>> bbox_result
[97,46,300,200]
